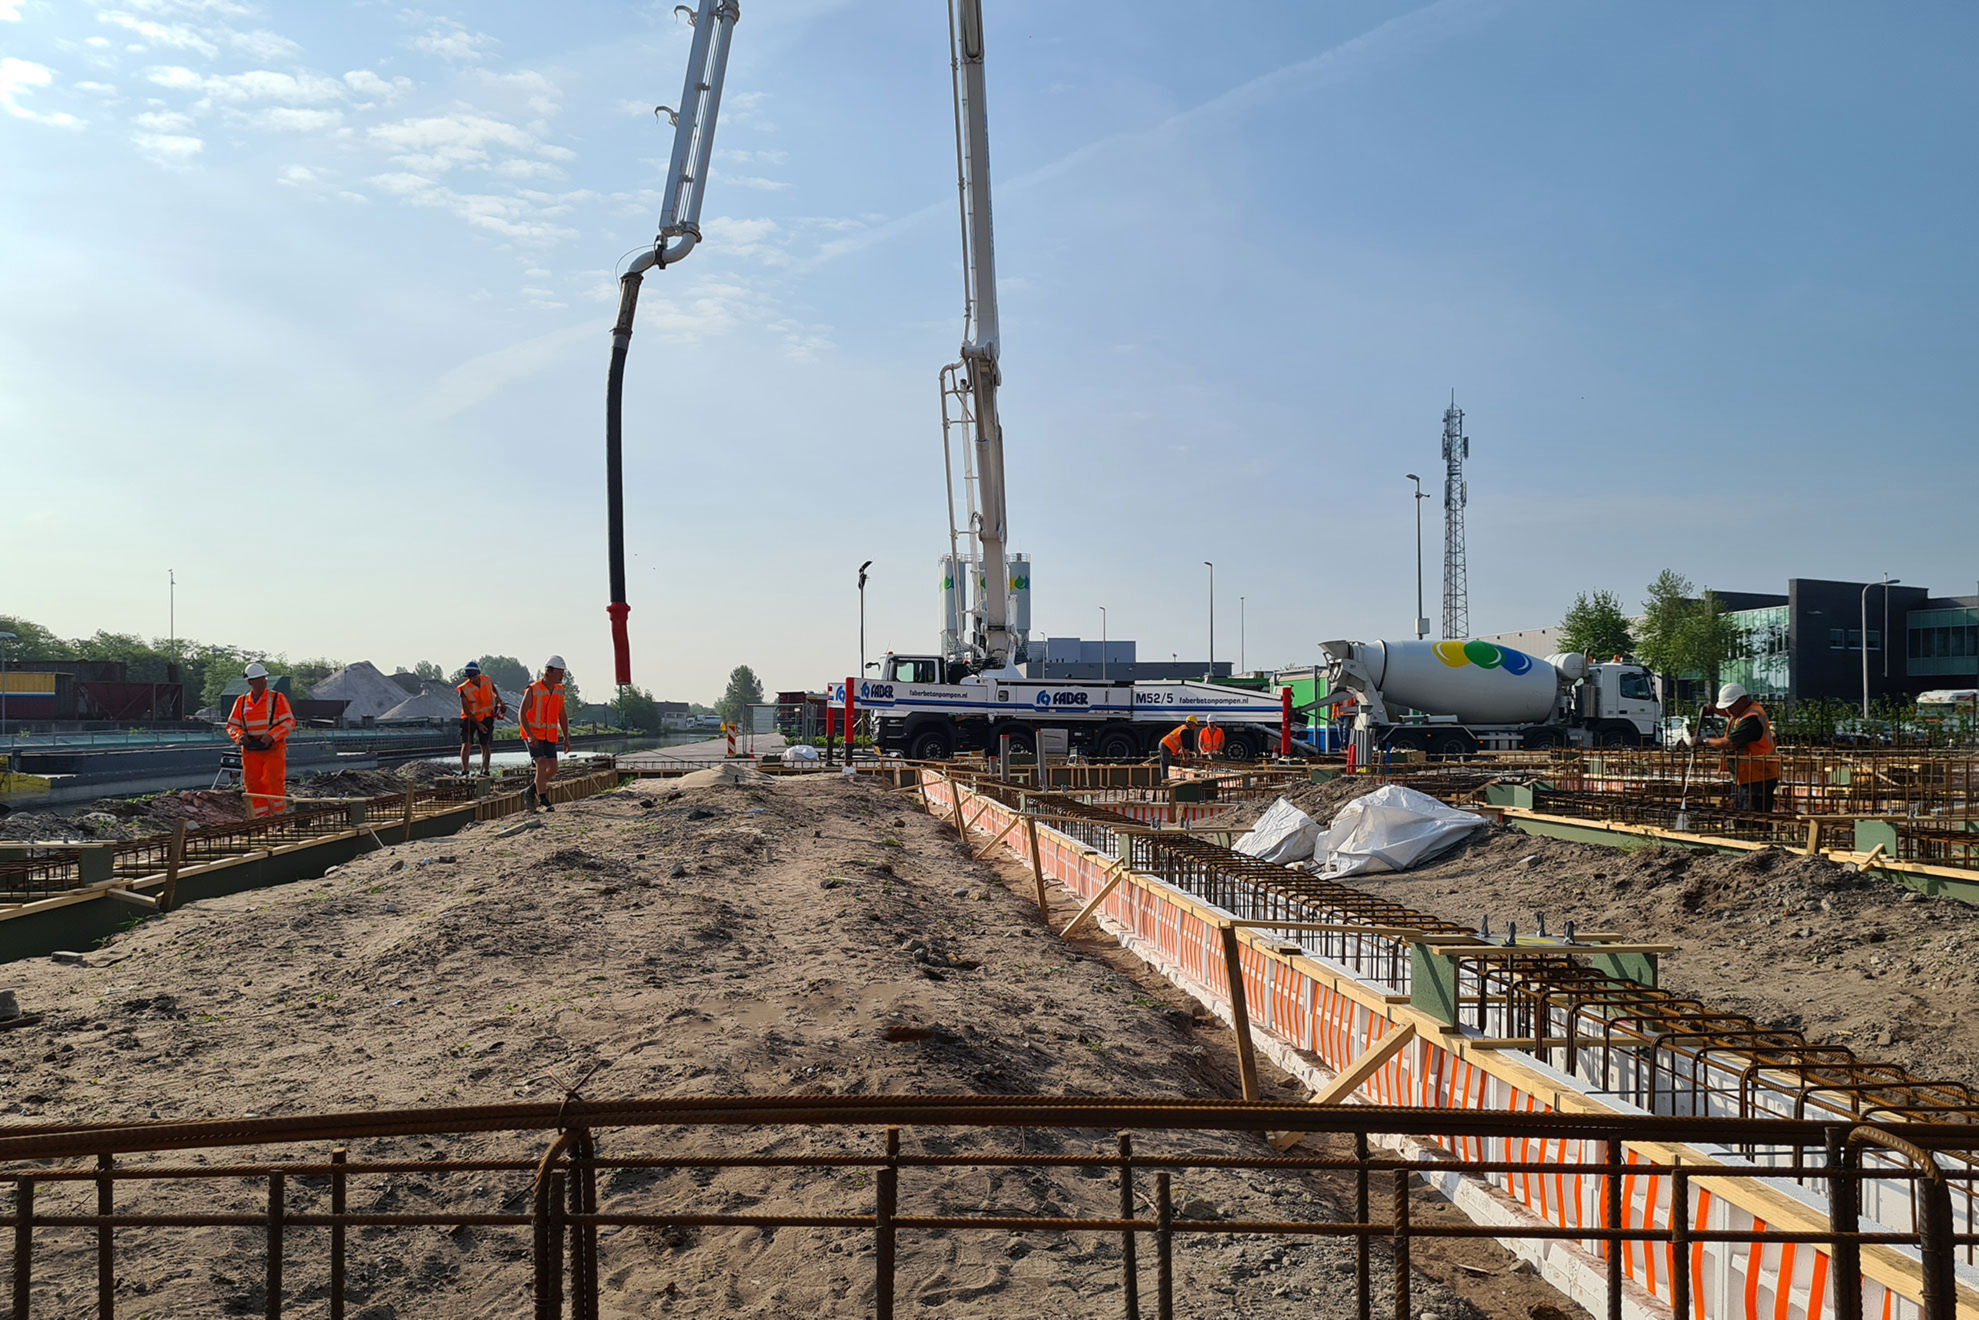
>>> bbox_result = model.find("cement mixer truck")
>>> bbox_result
[1320,639,1661,755]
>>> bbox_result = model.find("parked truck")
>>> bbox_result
[833,657,1296,762]
[1320,639,1661,755]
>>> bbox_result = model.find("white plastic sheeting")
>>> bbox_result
[1315,784,1486,877]
[1233,797,1322,865]
[780,744,820,763]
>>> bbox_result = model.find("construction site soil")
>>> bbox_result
[1,775,1561,1320]
[1213,791,1979,1090]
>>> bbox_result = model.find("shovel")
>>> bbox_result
[1675,702,1707,832]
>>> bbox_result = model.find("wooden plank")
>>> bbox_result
[1218,924,1262,1103]
[1025,809,1049,915]
[973,811,1023,861]
[1270,1022,1418,1150]
[157,820,188,913]
[104,887,159,912]
[1060,869,1126,940]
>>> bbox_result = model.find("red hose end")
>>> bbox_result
[607,601,632,686]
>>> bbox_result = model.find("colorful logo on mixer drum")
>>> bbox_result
[1431,641,1535,675]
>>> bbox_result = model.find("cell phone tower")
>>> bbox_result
[1440,391,1469,641]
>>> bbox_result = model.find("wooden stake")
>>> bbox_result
[1860,842,1888,871]
[158,819,187,913]
[1025,808,1049,915]
[1805,818,1825,856]
[1218,923,1262,1103]
[973,811,1023,861]
[949,781,968,839]
[401,787,416,841]
[1269,1023,1418,1150]
[1060,868,1126,940]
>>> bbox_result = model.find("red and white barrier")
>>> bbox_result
[920,771,1932,1320]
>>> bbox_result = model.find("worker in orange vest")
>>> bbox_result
[226,662,295,817]
[456,661,509,778]
[1196,715,1227,760]
[519,655,571,812]
[1157,714,1199,779]
[1704,682,1781,813]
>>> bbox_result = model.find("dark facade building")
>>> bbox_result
[1716,579,1977,704]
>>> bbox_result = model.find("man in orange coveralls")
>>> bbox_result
[227,661,296,816]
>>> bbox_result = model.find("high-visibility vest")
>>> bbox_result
[1198,725,1226,758]
[1160,725,1191,756]
[520,680,565,742]
[1721,700,1780,784]
[458,675,499,720]
[228,689,295,747]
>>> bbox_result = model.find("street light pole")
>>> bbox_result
[1099,606,1107,681]
[1406,474,1426,639]
[1862,575,1897,720]
[1204,561,1215,679]
[1240,596,1246,673]
[857,560,873,677]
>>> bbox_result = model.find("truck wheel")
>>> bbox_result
[1221,732,1259,762]
[1428,731,1473,758]
[1094,727,1142,760]
[907,724,955,761]
[1596,728,1636,748]
[991,724,1036,756]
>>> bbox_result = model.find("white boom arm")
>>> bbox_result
[947,0,1013,670]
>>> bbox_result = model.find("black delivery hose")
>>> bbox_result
[605,268,645,687]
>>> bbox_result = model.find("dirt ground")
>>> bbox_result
[1216,792,1979,1089]
[0,774,1569,1320]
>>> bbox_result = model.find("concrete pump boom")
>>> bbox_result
[946,0,1015,673]
[604,0,739,687]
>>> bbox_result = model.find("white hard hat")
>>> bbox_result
[545,655,566,670]
[1716,683,1747,709]
[244,662,270,680]
[1202,714,1216,725]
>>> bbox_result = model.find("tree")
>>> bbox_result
[412,660,443,682]
[716,664,764,725]
[462,655,530,692]
[614,685,664,733]
[1636,570,1747,699]
[1558,590,1635,660]
[0,616,74,660]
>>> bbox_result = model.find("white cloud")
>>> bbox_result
[85,36,113,47]
[705,216,783,262]
[722,174,791,192]
[132,130,204,161]
[277,163,316,185]
[416,322,592,422]
[494,157,563,181]
[255,106,340,131]
[369,110,534,171]
[74,81,119,96]
[367,171,577,243]
[0,57,83,127]
[0,0,24,19]
[228,29,301,61]
[133,108,195,131]
[343,69,412,101]
[408,20,496,64]
[100,12,219,58]
[147,65,346,103]
[478,68,558,115]
[716,147,787,166]
[124,0,254,14]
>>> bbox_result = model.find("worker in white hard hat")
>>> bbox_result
[1704,682,1780,813]
[518,655,571,811]
[226,662,296,816]
[1196,713,1226,760]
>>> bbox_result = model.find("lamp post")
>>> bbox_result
[1203,560,1215,679]
[857,560,873,676]
[0,630,15,744]
[1099,606,1107,681]
[1240,596,1246,674]
[1862,575,1897,721]
[1406,474,1427,639]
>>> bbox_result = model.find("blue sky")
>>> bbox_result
[4,0,1975,703]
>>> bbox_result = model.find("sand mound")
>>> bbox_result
[312,661,420,721]
[675,762,766,789]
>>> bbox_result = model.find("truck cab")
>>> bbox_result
[1574,662,1662,745]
